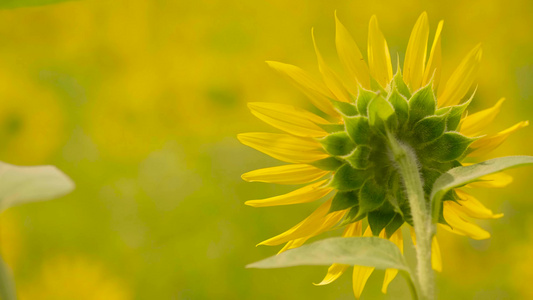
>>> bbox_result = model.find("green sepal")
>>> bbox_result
[344,116,371,145]
[425,160,460,173]
[387,87,409,126]
[330,164,368,191]
[330,99,359,117]
[370,77,388,96]
[444,97,472,131]
[444,189,458,201]
[436,200,449,226]
[387,173,402,213]
[408,83,436,125]
[392,65,411,99]
[329,191,358,213]
[412,114,447,144]
[385,213,404,238]
[420,167,443,196]
[395,188,413,226]
[368,201,396,236]
[317,123,345,134]
[399,201,413,226]
[340,205,366,226]
[356,88,378,117]
[310,157,344,171]
[319,132,356,156]
[435,107,451,115]
[422,132,475,162]
[358,178,386,215]
[343,145,372,169]
[367,95,397,132]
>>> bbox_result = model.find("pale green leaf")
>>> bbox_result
[247,236,409,271]
[430,156,533,222]
[0,254,16,300]
[0,162,75,211]
[0,0,78,9]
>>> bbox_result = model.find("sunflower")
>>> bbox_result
[239,12,528,298]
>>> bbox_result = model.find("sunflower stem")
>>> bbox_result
[387,131,435,300]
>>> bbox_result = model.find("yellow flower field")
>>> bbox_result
[0,0,531,299]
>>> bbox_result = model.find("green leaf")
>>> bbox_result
[330,99,358,116]
[356,88,377,117]
[367,95,397,131]
[422,132,474,162]
[344,116,371,145]
[343,145,372,169]
[0,0,78,9]
[329,191,358,213]
[430,156,533,223]
[247,236,410,272]
[319,132,356,156]
[412,114,447,144]
[408,84,435,125]
[0,163,75,211]
[358,178,386,214]
[330,164,368,191]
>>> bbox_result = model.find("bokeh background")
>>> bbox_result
[0,0,531,299]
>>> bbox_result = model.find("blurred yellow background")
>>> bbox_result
[0,0,531,299]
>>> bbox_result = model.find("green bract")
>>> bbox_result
[317,71,475,236]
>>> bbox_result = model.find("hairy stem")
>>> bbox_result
[387,132,435,300]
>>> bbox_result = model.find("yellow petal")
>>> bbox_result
[468,121,529,157]
[453,190,504,219]
[382,229,403,293]
[352,226,375,299]
[258,199,346,246]
[266,61,340,118]
[438,44,482,107]
[460,98,506,136]
[314,264,350,286]
[278,218,354,253]
[335,12,371,89]
[431,237,442,272]
[248,102,329,137]
[278,237,308,254]
[353,265,375,299]
[368,15,393,88]
[242,164,330,185]
[245,180,332,207]
[403,12,429,91]
[466,172,513,188]
[441,202,490,240]
[237,132,329,163]
[423,20,444,88]
[312,29,352,103]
